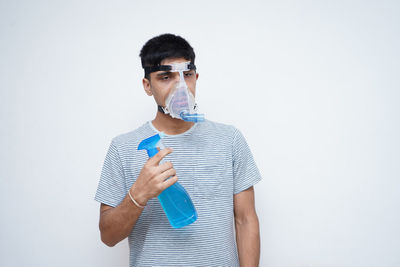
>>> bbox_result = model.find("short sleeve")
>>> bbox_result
[232,127,262,195]
[94,139,127,207]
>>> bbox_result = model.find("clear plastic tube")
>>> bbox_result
[180,112,205,122]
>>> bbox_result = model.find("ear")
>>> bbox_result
[196,72,199,80]
[142,78,153,96]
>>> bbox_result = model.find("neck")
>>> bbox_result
[152,110,195,135]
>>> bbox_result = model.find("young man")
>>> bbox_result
[95,33,262,266]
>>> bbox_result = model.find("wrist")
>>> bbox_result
[129,184,148,207]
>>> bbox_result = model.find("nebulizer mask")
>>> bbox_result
[144,61,205,123]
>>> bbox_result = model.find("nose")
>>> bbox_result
[173,71,186,85]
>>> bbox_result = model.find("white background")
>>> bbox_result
[1,0,399,266]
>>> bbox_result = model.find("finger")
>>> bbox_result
[148,147,173,166]
[160,175,178,191]
[156,168,177,182]
[157,161,174,173]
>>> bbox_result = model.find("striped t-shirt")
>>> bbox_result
[95,119,262,266]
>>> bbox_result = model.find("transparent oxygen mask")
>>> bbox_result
[160,61,204,122]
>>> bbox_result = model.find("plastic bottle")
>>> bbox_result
[138,132,198,228]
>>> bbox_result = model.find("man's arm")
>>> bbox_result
[234,186,260,267]
[99,183,147,247]
[99,148,178,247]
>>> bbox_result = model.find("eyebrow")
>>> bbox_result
[156,72,172,77]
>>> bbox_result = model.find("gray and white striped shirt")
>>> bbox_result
[95,119,262,266]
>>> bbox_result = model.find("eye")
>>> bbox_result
[184,72,193,77]
[161,76,169,80]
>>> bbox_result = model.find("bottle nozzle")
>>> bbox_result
[138,132,165,158]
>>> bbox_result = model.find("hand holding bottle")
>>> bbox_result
[130,148,178,206]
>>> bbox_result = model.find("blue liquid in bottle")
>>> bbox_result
[158,182,197,228]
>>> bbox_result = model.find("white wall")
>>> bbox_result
[1,1,399,266]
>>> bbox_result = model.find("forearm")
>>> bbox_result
[98,148,177,247]
[99,189,146,247]
[235,215,260,267]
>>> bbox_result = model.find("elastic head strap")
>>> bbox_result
[144,63,196,77]
[157,105,166,114]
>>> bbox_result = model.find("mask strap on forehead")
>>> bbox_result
[144,63,196,77]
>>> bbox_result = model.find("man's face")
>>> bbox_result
[142,57,199,108]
